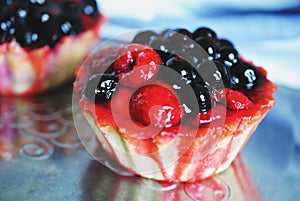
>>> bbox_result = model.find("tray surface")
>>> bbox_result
[0,83,299,201]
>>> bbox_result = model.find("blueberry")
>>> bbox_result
[193,27,218,42]
[230,62,263,90]
[166,56,198,84]
[213,61,231,87]
[0,16,15,44]
[0,0,16,17]
[163,29,195,54]
[132,30,158,44]
[196,60,229,91]
[147,37,173,63]
[192,82,212,112]
[173,28,193,39]
[217,46,239,67]
[84,74,118,104]
[218,38,234,48]
[194,37,217,60]
[28,0,47,6]
[81,0,99,20]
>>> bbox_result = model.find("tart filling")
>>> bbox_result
[74,27,276,182]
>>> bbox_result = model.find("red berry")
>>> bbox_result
[225,88,253,110]
[114,44,162,87]
[110,87,133,116]
[129,84,182,128]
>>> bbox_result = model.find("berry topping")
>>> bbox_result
[0,0,100,49]
[225,88,253,110]
[114,44,162,87]
[84,74,118,104]
[230,62,264,90]
[107,26,267,124]
[129,84,182,128]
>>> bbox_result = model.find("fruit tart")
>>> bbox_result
[0,0,104,96]
[74,27,277,182]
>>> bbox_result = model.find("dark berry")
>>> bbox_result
[60,2,83,33]
[81,0,99,20]
[196,60,228,91]
[0,16,15,44]
[193,27,218,42]
[195,37,217,60]
[166,57,198,84]
[218,38,234,48]
[0,2,15,31]
[230,62,264,90]
[147,37,173,63]
[192,83,212,112]
[84,74,118,104]
[132,30,158,44]
[163,29,195,54]
[0,0,16,17]
[217,46,239,67]
[213,61,231,87]
[174,28,193,39]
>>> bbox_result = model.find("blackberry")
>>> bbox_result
[84,74,118,104]
[230,62,264,90]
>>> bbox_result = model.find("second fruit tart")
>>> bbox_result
[0,0,105,96]
[74,27,277,182]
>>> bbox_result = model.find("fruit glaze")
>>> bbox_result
[74,27,277,182]
[0,0,104,96]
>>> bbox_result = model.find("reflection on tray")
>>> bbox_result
[0,89,262,200]
[0,88,81,161]
[81,155,261,201]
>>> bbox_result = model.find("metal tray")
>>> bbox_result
[0,83,299,201]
